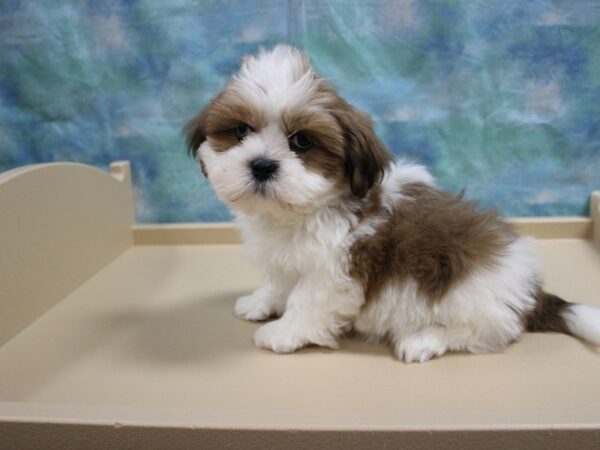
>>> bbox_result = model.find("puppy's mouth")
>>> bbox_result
[252,179,274,197]
[227,178,296,213]
[228,178,276,203]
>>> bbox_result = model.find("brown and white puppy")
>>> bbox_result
[186,45,600,362]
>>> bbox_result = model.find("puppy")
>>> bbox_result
[186,45,600,363]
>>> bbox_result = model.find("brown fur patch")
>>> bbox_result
[280,106,346,179]
[300,144,346,180]
[279,82,392,194]
[352,185,384,222]
[184,108,208,157]
[350,183,517,304]
[185,89,268,155]
[323,85,392,198]
[206,130,240,153]
[526,290,570,334]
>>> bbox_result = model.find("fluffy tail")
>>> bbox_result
[526,292,600,345]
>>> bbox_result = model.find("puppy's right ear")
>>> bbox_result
[184,108,208,158]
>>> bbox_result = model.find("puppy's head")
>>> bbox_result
[186,45,391,216]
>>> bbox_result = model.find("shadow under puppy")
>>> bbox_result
[185,45,600,363]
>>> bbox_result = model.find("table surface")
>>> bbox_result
[1,239,599,430]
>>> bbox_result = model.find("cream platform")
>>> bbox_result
[1,161,599,449]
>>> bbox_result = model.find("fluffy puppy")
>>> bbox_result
[186,45,600,363]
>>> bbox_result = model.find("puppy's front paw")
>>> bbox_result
[254,319,307,353]
[234,286,287,321]
[234,293,272,321]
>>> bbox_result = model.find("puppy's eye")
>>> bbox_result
[289,132,313,152]
[235,124,252,141]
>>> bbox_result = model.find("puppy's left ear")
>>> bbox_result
[337,107,392,198]
[184,107,208,158]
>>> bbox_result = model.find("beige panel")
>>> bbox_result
[132,218,593,246]
[510,216,592,239]
[592,191,600,249]
[0,162,134,345]
[133,223,240,245]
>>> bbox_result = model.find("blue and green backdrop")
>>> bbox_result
[1,0,599,222]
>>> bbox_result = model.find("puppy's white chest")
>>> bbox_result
[241,214,352,276]
[271,228,338,274]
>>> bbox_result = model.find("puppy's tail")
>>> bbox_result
[526,292,600,345]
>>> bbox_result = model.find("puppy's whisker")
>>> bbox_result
[229,183,254,203]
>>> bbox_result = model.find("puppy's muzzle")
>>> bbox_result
[249,158,279,182]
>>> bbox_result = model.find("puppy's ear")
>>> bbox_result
[184,107,210,177]
[337,107,392,198]
[184,107,208,158]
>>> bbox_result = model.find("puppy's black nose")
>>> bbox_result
[250,158,279,182]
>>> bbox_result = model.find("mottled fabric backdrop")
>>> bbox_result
[1,1,599,222]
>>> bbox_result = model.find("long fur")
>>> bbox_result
[186,45,600,363]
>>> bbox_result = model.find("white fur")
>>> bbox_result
[380,159,435,209]
[234,46,323,116]
[563,304,600,345]
[235,285,286,321]
[235,201,364,352]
